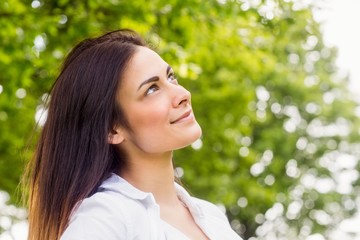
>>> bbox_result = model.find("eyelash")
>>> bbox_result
[145,84,159,96]
[167,72,177,83]
[144,72,178,96]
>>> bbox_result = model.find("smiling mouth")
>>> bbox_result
[171,110,193,124]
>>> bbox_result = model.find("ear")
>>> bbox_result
[108,128,125,144]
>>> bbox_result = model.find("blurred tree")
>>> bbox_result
[0,0,359,239]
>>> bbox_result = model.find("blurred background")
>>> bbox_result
[0,0,359,239]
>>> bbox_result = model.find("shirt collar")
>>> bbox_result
[99,173,204,217]
[99,173,154,202]
[175,182,205,218]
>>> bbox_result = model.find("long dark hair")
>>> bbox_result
[25,29,147,240]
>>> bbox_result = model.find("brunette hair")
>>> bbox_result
[25,29,147,240]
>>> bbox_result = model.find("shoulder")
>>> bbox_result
[191,197,244,240]
[76,187,145,215]
[174,183,230,223]
[61,190,147,240]
[190,197,244,240]
[192,197,229,222]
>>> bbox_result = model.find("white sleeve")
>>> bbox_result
[60,194,129,240]
[61,214,127,240]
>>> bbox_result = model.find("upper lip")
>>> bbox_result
[171,109,192,124]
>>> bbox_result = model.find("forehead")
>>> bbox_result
[122,46,168,85]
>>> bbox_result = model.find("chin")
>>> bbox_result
[193,120,202,137]
[177,123,202,150]
[194,124,202,139]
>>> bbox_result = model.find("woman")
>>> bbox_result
[26,29,242,240]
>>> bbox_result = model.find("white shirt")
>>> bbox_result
[61,174,242,240]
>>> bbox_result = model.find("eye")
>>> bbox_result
[145,84,159,96]
[167,72,178,84]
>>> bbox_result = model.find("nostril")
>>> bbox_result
[179,99,187,106]
[173,87,191,107]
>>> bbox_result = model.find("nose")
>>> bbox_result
[172,85,191,108]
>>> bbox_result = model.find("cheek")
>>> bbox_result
[129,103,170,130]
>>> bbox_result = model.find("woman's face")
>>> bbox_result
[117,46,202,155]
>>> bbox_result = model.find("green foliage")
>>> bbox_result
[1,0,359,239]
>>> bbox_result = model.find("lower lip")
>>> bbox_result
[172,112,194,124]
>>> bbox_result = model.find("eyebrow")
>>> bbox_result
[137,65,172,91]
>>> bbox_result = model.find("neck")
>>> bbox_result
[119,151,179,206]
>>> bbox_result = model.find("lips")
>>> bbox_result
[171,110,192,124]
